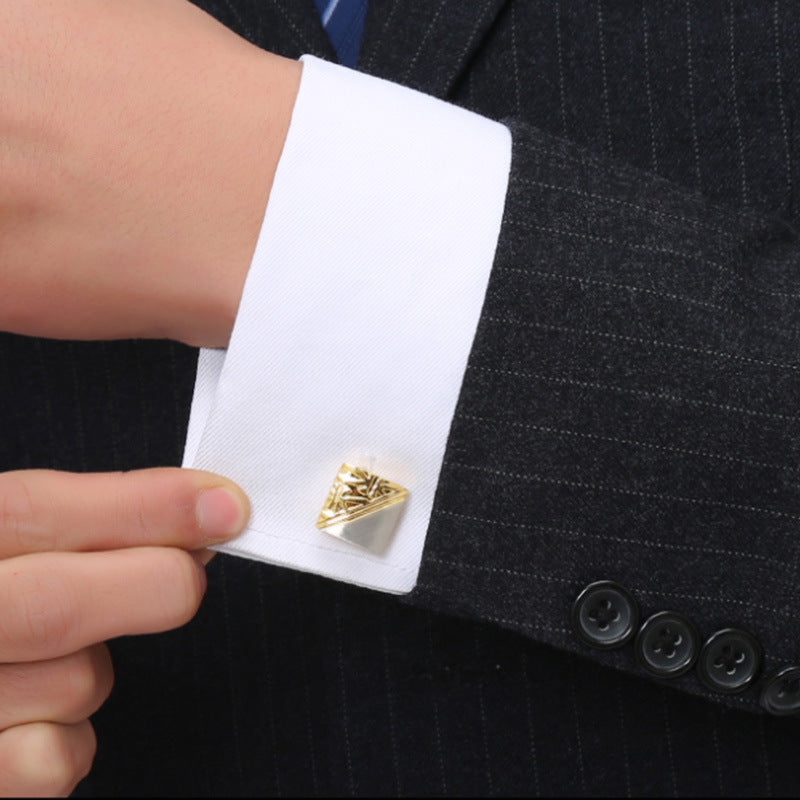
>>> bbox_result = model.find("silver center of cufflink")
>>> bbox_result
[316,463,408,555]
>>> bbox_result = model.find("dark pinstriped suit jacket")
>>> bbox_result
[1,0,797,795]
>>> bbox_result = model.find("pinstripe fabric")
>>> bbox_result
[413,0,800,717]
[0,0,792,795]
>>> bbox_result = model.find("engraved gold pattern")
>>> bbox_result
[316,463,408,530]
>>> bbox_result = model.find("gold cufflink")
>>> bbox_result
[316,463,408,555]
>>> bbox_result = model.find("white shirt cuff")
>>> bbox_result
[183,55,511,594]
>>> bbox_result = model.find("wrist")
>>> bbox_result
[0,2,301,347]
[171,52,302,349]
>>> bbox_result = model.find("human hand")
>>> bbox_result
[0,0,301,348]
[0,467,249,796]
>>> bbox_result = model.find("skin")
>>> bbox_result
[0,1,301,793]
[0,0,301,347]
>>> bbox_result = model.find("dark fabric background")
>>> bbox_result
[0,0,797,795]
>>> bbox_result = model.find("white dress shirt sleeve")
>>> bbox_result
[182,55,511,594]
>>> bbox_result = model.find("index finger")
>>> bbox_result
[0,469,249,559]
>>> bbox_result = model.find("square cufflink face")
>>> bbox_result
[316,463,408,555]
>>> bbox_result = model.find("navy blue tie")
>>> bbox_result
[313,0,368,68]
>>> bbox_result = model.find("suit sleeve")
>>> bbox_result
[184,56,798,713]
[410,118,800,713]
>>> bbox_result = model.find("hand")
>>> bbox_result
[0,0,301,348]
[0,467,249,796]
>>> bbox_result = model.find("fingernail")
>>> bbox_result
[195,487,248,542]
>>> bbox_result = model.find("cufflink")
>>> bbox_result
[316,463,408,555]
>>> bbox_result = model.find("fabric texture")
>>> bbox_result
[414,118,800,713]
[0,0,795,795]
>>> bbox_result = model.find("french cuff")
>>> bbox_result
[182,55,511,594]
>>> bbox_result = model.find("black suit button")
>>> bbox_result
[634,611,699,678]
[571,581,638,649]
[696,628,762,694]
[759,666,800,716]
